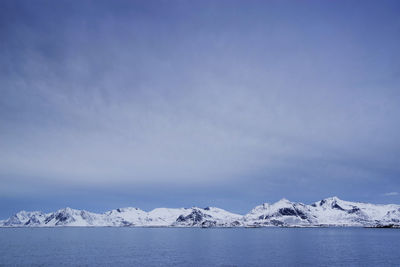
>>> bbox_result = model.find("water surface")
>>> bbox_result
[0,227,399,266]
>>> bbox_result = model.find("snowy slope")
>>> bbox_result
[309,197,400,226]
[1,197,399,227]
[1,211,48,226]
[244,199,315,226]
[244,197,400,227]
[173,207,243,227]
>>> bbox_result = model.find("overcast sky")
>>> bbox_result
[1,0,400,218]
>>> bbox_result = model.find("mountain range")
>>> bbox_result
[1,197,399,228]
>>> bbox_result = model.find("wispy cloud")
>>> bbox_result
[384,192,399,196]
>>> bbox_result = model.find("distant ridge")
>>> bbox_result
[1,197,399,228]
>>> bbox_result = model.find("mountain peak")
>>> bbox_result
[56,207,82,214]
[273,198,292,206]
[327,196,341,201]
[316,196,342,206]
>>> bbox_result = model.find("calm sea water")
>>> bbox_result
[0,227,399,266]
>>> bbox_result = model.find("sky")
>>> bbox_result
[1,0,400,218]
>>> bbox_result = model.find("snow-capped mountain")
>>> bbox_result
[1,197,399,228]
[173,207,243,227]
[244,198,314,227]
[0,211,48,227]
[245,197,400,227]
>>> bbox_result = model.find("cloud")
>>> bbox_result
[0,0,400,197]
[384,192,399,196]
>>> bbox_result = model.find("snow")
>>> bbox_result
[1,197,399,228]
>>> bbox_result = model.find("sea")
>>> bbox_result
[0,227,399,266]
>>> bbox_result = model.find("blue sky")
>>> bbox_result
[1,0,400,218]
